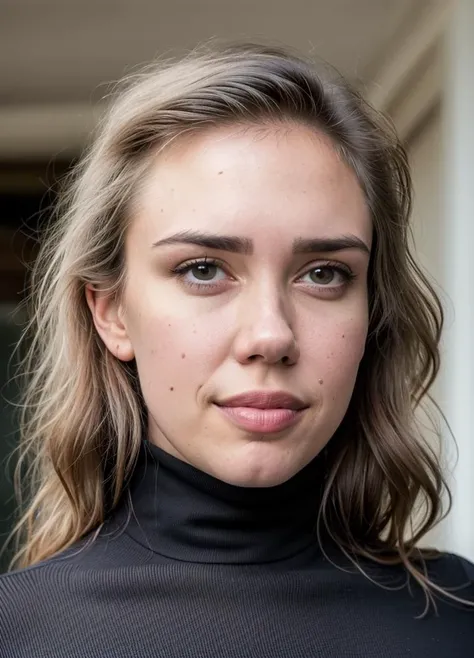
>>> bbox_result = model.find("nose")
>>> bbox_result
[232,288,300,366]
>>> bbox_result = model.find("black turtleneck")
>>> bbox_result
[1,441,473,658]
[119,441,326,565]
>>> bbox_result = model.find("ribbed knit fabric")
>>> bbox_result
[1,441,473,658]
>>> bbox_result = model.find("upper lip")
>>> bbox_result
[215,391,308,410]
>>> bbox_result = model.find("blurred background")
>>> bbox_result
[1,0,473,570]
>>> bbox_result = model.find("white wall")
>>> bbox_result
[407,110,450,550]
[379,1,474,562]
[409,110,443,285]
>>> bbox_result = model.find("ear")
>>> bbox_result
[85,284,135,361]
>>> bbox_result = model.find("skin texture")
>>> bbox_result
[87,122,372,487]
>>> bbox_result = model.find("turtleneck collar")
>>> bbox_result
[117,441,327,565]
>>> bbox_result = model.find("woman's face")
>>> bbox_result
[89,123,372,487]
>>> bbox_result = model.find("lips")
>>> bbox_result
[215,390,308,411]
[214,390,308,434]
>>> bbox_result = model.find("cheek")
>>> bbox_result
[128,309,226,397]
[305,315,368,389]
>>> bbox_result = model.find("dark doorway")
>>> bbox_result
[0,160,71,571]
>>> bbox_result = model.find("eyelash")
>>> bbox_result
[171,257,356,292]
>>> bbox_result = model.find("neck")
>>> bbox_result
[116,441,327,564]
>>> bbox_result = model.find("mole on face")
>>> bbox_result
[181,353,186,359]
[318,379,324,385]
[170,386,174,391]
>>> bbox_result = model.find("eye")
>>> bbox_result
[187,262,220,281]
[300,264,353,287]
[172,258,227,287]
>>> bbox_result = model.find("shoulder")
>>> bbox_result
[348,549,474,608]
[0,522,150,588]
[0,558,78,652]
[425,551,474,583]
[0,531,132,653]
[0,545,89,606]
[457,554,474,580]
[420,551,474,605]
[0,527,150,630]
[0,558,75,600]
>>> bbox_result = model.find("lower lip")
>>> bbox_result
[215,405,306,433]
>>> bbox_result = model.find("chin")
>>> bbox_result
[212,444,305,488]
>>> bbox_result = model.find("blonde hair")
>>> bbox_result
[10,43,468,612]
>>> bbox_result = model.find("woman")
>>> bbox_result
[1,43,473,657]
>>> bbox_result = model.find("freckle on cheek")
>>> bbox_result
[181,353,186,359]
[318,379,324,385]
[170,387,174,391]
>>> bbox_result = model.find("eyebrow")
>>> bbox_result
[152,231,253,254]
[151,230,370,256]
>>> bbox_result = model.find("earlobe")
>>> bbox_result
[85,284,135,361]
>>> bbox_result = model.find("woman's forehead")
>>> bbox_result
[131,124,372,251]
